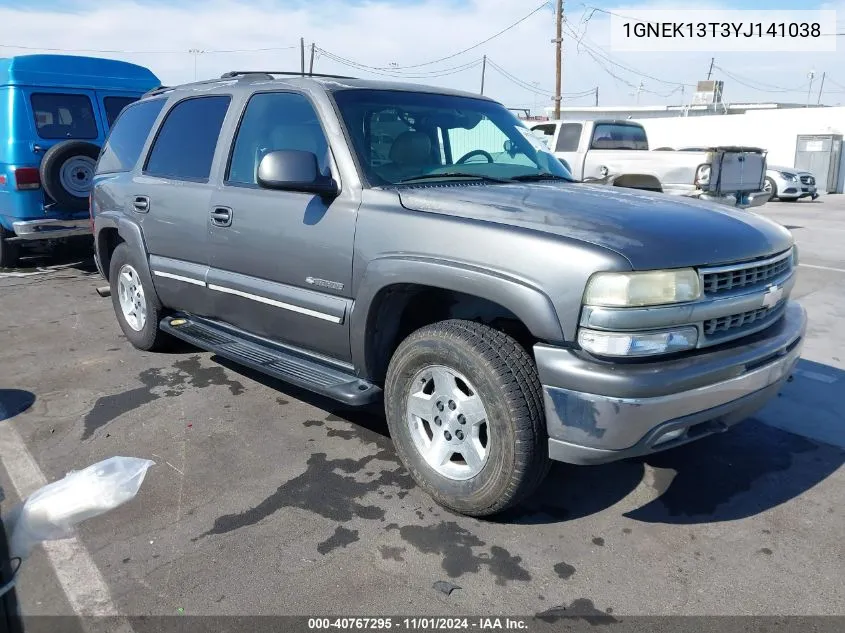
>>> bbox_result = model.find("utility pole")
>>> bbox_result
[594,86,599,107]
[817,71,826,105]
[480,55,487,95]
[807,70,815,107]
[300,37,305,75]
[553,0,563,119]
[634,80,644,105]
[309,42,316,75]
[706,57,715,80]
[188,49,203,81]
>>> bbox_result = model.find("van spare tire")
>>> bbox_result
[39,141,101,211]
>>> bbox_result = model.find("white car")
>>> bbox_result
[765,165,819,202]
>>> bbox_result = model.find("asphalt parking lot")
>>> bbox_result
[1,195,843,623]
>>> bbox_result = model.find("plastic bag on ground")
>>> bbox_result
[8,456,154,560]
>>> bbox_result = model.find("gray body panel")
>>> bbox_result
[395,182,792,270]
[207,183,357,361]
[92,73,802,466]
[137,175,214,316]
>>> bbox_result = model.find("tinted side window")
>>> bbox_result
[104,96,139,128]
[590,123,648,150]
[145,96,231,181]
[556,123,582,152]
[227,92,329,185]
[30,93,98,140]
[97,99,166,174]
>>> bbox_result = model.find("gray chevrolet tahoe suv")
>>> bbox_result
[92,71,806,517]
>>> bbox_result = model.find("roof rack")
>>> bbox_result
[220,70,357,80]
[143,85,172,97]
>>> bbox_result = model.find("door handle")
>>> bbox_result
[132,196,150,213]
[210,207,233,227]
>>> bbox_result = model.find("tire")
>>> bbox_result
[384,319,550,517]
[109,243,170,351]
[764,177,779,201]
[0,225,21,269]
[39,141,101,211]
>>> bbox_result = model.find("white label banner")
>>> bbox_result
[609,9,838,52]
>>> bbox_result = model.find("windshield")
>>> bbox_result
[332,89,574,186]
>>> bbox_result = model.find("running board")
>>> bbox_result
[159,315,381,406]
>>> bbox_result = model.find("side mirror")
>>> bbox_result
[257,150,338,197]
[503,139,517,157]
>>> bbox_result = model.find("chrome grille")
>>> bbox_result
[703,301,785,335]
[800,175,815,185]
[701,251,793,295]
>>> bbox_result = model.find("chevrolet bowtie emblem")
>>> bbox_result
[761,284,784,309]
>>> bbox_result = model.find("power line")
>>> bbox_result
[563,18,694,87]
[316,48,484,79]
[712,64,810,93]
[486,58,594,98]
[322,1,550,71]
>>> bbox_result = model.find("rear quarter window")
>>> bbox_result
[556,123,582,152]
[96,99,166,174]
[144,95,231,181]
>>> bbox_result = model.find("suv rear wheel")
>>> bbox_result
[385,320,550,516]
[109,243,169,351]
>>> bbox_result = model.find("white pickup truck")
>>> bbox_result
[529,119,770,208]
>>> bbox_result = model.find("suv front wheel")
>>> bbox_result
[385,320,550,516]
[109,243,169,351]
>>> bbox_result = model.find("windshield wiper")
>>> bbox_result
[395,172,513,184]
[509,172,573,182]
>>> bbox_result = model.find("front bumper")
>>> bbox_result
[664,184,770,208]
[10,219,92,241]
[697,190,770,209]
[536,301,806,465]
[780,184,818,199]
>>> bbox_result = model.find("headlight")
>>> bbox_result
[780,172,798,181]
[583,269,701,307]
[578,327,698,357]
[695,164,711,186]
[792,244,799,266]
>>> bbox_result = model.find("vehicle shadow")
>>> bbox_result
[622,417,843,524]
[514,358,845,525]
[211,355,390,438]
[0,389,35,422]
[15,238,97,275]
[209,353,844,527]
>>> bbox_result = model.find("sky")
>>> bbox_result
[1,0,843,111]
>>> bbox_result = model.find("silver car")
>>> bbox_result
[765,165,819,201]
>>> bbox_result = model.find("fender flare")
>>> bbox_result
[349,255,565,378]
[95,213,161,306]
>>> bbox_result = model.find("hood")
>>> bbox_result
[769,165,810,175]
[397,182,793,270]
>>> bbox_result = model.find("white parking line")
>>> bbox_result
[799,263,845,274]
[793,368,839,384]
[0,420,134,631]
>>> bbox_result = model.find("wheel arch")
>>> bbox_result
[95,214,162,307]
[351,257,565,384]
[610,173,664,192]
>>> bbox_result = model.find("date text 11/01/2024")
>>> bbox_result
[308,618,529,630]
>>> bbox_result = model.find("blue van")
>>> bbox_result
[0,55,160,267]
